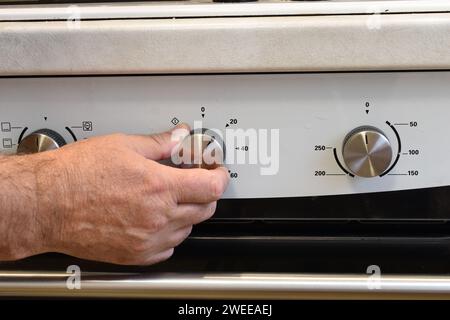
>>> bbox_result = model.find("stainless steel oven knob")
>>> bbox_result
[17,129,66,154]
[342,126,393,178]
[172,128,225,169]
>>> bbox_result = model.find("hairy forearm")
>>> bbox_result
[0,153,59,260]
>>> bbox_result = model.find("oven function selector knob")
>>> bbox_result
[173,128,225,169]
[17,129,66,154]
[342,126,393,178]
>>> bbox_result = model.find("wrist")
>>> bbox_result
[0,154,48,259]
[1,150,70,257]
[32,150,71,254]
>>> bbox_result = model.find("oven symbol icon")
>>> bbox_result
[1,122,11,132]
[82,121,93,131]
[2,138,12,148]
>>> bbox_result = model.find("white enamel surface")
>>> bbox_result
[0,72,448,198]
[1,13,450,75]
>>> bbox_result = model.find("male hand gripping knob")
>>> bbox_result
[0,125,229,265]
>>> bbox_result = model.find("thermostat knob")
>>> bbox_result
[342,126,393,178]
[17,129,66,154]
[173,128,225,169]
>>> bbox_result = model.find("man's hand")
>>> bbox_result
[0,126,229,265]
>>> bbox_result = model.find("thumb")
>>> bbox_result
[128,123,190,160]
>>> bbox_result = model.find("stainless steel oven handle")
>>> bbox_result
[2,272,450,299]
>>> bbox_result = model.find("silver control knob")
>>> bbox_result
[17,129,66,154]
[342,126,393,178]
[173,128,225,169]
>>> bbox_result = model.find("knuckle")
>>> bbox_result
[144,214,168,233]
[145,249,175,265]
[162,248,175,261]
[199,202,216,222]
[145,172,169,195]
[120,248,156,266]
[150,133,166,150]
[125,163,150,183]
[174,227,193,245]
[130,239,150,254]
[209,176,224,200]
[208,201,217,217]
[183,226,193,241]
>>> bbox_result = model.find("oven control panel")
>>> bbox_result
[1,72,448,198]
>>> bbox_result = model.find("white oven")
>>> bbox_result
[1,0,450,299]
